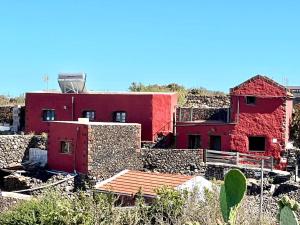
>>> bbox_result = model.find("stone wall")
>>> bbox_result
[140,148,279,180]
[0,105,26,131]
[141,148,205,175]
[87,124,143,179]
[177,107,229,122]
[0,106,13,124]
[184,95,230,108]
[0,135,47,169]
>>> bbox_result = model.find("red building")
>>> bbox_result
[25,92,177,142]
[47,120,141,175]
[176,75,294,163]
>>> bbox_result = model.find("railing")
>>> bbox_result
[204,149,274,170]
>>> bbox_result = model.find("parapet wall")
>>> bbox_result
[0,135,47,169]
[184,95,230,108]
[177,107,229,122]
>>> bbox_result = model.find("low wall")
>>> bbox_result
[0,106,13,124]
[141,148,205,175]
[184,95,230,108]
[0,135,47,169]
[141,148,276,180]
[177,107,229,122]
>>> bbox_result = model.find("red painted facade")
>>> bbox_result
[176,75,294,163]
[48,122,89,173]
[25,92,177,142]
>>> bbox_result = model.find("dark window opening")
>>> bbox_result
[42,109,55,121]
[210,135,221,150]
[188,135,201,149]
[82,110,95,121]
[249,136,265,151]
[246,96,256,105]
[60,141,72,154]
[113,111,126,123]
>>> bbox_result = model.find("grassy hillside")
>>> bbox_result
[129,82,225,106]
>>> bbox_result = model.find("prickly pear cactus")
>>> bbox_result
[220,169,247,224]
[278,196,300,225]
[280,206,299,225]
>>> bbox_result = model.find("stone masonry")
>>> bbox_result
[87,123,143,179]
[184,95,230,108]
[177,107,229,122]
[0,135,47,169]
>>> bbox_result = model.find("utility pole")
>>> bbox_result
[43,74,49,91]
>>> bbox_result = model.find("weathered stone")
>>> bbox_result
[0,135,47,169]
[87,124,143,180]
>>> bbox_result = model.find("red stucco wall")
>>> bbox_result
[176,76,293,162]
[25,92,177,142]
[48,122,88,173]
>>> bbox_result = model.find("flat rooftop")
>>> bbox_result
[27,90,176,95]
[50,121,141,126]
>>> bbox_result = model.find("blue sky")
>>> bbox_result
[0,1,299,96]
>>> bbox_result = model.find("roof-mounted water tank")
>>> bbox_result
[58,73,87,93]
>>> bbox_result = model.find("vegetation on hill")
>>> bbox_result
[0,95,25,106]
[129,82,225,106]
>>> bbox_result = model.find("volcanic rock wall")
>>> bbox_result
[184,95,230,108]
[87,124,143,179]
[177,107,229,122]
[0,135,47,168]
[141,148,204,175]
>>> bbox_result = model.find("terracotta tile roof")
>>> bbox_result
[95,170,194,197]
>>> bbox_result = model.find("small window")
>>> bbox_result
[113,111,126,123]
[42,109,55,121]
[188,135,201,149]
[82,110,95,121]
[246,96,256,105]
[249,136,265,151]
[60,141,72,154]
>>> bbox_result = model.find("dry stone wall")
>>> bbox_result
[87,124,143,179]
[141,148,205,175]
[177,107,229,122]
[0,106,13,124]
[0,135,47,168]
[184,95,230,108]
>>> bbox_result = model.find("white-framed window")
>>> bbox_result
[113,111,126,123]
[42,109,55,121]
[82,110,96,121]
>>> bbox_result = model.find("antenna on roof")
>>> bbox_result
[282,76,289,86]
[43,74,49,91]
[58,73,87,93]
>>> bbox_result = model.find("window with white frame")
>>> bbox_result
[113,111,126,123]
[82,110,96,121]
